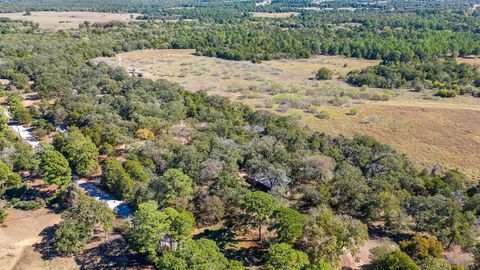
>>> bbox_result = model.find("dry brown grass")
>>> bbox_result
[95,49,480,178]
[251,12,299,18]
[0,208,64,270]
[96,49,378,94]
[457,56,480,66]
[300,100,480,179]
[0,11,140,30]
[340,238,397,269]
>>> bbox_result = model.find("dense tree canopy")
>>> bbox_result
[54,192,114,254]
[0,159,21,194]
[158,238,245,270]
[102,157,134,199]
[0,2,479,269]
[265,243,310,270]
[54,129,99,176]
[39,148,71,190]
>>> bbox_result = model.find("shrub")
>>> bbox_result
[451,264,465,270]
[272,93,307,109]
[54,194,114,255]
[435,89,456,98]
[329,95,351,106]
[347,107,360,116]
[373,251,420,270]
[399,233,444,260]
[13,199,46,210]
[370,245,398,261]
[361,114,378,124]
[265,243,309,270]
[99,142,115,156]
[472,89,480,98]
[14,106,33,125]
[370,92,390,101]
[0,207,9,223]
[316,68,333,80]
[315,110,331,119]
[360,85,369,91]
[420,258,452,270]
[135,128,155,140]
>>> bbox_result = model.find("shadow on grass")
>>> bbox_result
[194,227,267,267]
[74,237,150,270]
[367,224,410,243]
[33,225,151,269]
[33,225,58,260]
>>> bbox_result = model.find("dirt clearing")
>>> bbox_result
[251,12,299,18]
[0,207,64,270]
[0,12,141,30]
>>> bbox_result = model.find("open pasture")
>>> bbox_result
[251,12,299,18]
[301,99,480,179]
[95,49,378,94]
[0,11,140,30]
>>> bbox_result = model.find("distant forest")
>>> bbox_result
[1,0,480,269]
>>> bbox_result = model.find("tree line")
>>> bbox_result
[0,5,479,269]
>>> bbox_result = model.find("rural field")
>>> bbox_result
[96,49,480,179]
[251,12,299,18]
[0,207,63,270]
[0,11,140,30]
[0,207,144,270]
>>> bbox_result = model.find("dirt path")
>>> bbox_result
[0,208,63,270]
[339,238,397,269]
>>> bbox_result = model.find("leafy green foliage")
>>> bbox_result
[406,195,478,249]
[127,201,195,263]
[39,149,71,189]
[347,60,480,96]
[55,129,99,176]
[0,160,22,195]
[157,238,244,270]
[12,198,45,210]
[399,233,444,261]
[420,258,454,270]
[54,193,114,255]
[302,209,368,264]
[242,191,278,241]
[145,168,194,207]
[124,160,150,183]
[54,219,90,255]
[101,157,134,199]
[0,206,9,223]
[269,207,307,245]
[0,107,8,132]
[316,68,333,80]
[265,243,310,270]
[373,251,420,270]
[0,5,479,267]
[127,201,171,262]
[165,207,195,243]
